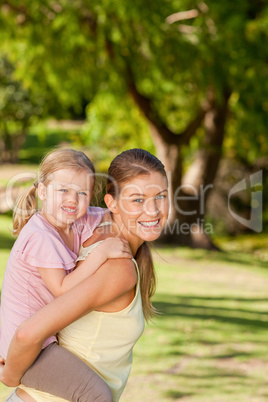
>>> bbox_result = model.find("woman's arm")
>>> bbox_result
[38,237,132,297]
[0,258,137,386]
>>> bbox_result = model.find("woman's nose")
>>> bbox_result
[144,199,159,216]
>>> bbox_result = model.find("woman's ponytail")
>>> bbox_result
[13,184,38,236]
[135,242,157,322]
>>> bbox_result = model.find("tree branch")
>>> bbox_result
[127,79,178,145]
[127,65,208,146]
[166,9,199,25]
[180,103,209,145]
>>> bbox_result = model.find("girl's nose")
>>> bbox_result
[67,190,78,203]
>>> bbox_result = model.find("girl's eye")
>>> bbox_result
[133,198,143,203]
[79,192,88,196]
[59,189,67,193]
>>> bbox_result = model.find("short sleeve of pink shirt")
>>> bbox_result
[17,230,77,270]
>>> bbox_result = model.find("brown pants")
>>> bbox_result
[21,342,112,402]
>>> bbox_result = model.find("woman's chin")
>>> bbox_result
[138,226,163,242]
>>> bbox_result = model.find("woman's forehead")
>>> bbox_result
[119,172,168,195]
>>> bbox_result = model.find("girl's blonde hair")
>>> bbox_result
[106,148,167,321]
[13,149,95,236]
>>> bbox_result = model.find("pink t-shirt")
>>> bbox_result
[0,207,103,359]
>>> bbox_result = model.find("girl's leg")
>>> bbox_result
[21,343,112,402]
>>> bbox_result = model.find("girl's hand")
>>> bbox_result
[99,237,133,260]
[0,357,20,387]
[75,237,133,281]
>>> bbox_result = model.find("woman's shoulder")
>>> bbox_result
[103,257,138,290]
[82,222,114,247]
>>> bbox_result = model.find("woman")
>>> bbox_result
[1,148,169,401]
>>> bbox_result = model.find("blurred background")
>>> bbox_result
[0,1,267,401]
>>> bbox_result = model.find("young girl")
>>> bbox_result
[0,148,132,402]
[1,148,169,402]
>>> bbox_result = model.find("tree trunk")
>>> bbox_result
[149,123,182,225]
[180,90,231,248]
[0,124,28,163]
[150,124,201,246]
[160,91,230,248]
[128,71,231,248]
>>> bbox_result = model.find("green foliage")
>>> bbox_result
[0,58,40,123]
[82,90,154,170]
[0,0,267,164]
[19,122,84,163]
[1,1,268,163]
[0,57,43,161]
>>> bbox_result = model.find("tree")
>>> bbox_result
[1,1,267,246]
[0,57,43,162]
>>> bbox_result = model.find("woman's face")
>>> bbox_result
[111,172,169,248]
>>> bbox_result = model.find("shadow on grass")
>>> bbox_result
[179,372,246,379]
[191,251,268,269]
[153,294,268,329]
[155,245,268,269]
[165,390,193,399]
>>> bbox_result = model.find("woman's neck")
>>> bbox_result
[111,216,143,256]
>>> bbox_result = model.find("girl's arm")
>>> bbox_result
[0,258,137,387]
[38,237,132,297]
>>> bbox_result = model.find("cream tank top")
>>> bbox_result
[19,233,145,402]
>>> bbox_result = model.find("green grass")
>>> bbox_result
[0,215,267,401]
[121,246,268,401]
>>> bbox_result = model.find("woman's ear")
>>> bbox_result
[38,183,46,201]
[104,194,118,214]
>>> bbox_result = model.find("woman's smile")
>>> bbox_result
[138,219,160,227]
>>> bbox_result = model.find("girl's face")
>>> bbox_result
[38,168,94,230]
[107,172,169,251]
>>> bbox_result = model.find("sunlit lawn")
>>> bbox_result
[121,244,268,401]
[0,214,268,401]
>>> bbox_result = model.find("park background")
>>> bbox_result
[0,1,268,401]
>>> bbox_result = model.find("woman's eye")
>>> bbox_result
[79,192,87,196]
[133,198,143,203]
[59,189,67,192]
[156,194,166,200]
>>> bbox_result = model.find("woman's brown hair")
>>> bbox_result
[106,148,167,321]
